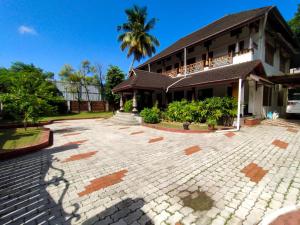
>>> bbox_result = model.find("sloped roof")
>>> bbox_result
[137,6,273,68]
[112,69,177,92]
[113,60,265,92]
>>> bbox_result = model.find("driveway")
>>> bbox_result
[0,119,299,225]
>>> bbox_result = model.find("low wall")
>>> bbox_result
[70,101,107,112]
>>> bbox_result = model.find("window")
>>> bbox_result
[187,57,196,65]
[280,54,286,73]
[201,54,207,61]
[277,90,283,106]
[263,86,272,106]
[157,61,161,65]
[265,43,275,66]
[188,47,194,53]
[239,41,244,51]
[187,90,194,101]
[166,65,172,71]
[174,63,179,69]
[198,88,213,100]
[208,51,213,58]
[156,69,162,73]
[227,86,233,97]
[228,44,235,55]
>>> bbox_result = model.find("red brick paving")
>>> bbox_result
[130,131,144,135]
[287,128,299,133]
[241,163,268,183]
[224,132,236,138]
[63,140,88,146]
[78,169,128,196]
[63,151,97,162]
[272,139,289,149]
[184,145,201,155]
[148,137,164,143]
[270,209,300,225]
[119,127,130,130]
[63,132,81,137]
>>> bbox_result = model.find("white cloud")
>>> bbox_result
[18,25,37,35]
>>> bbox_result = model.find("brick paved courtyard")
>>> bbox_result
[0,119,300,225]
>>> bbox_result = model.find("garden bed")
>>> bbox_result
[0,128,51,160]
[143,121,234,133]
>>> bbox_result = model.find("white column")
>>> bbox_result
[132,90,138,113]
[184,48,187,75]
[120,94,124,112]
[148,64,151,72]
[88,102,91,112]
[237,79,242,130]
[235,38,240,54]
[67,100,71,112]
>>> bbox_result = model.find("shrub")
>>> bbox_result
[165,100,188,122]
[124,99,133,112]
[221,97,238,126]
[140,106,160,124]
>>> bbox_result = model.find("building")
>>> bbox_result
[113,6,300,118]
[53,80,107,112]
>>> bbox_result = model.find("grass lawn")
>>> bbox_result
[0,128,43,150]
[39,111,113,122]
[156,121,209,130]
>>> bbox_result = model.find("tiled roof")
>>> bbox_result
[113,60,265,92]
[137,6,273,68]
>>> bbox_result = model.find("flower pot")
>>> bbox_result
[183,122,190,130]
[208,125,215,130]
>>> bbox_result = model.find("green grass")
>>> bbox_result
[0,128,43,150]
[39,111,113,122]
[156,121,208,130]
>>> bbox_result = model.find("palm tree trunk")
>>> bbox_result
[129,57,135,73]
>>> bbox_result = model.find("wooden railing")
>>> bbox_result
[211,54,233,68]
[161,49,253,77]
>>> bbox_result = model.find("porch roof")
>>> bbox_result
[268,73,300,86]
[112,60,265,93]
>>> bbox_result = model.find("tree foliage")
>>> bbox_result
[0,62,63,128]
[289,4,300,43]
[105,65,125,109]
[117,5,160,70]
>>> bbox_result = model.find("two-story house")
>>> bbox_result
[113,6,299,119]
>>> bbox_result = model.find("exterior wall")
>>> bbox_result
[69,101,107,112]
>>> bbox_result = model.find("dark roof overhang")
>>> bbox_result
[268,73,300,86]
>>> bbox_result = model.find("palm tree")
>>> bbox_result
[117,5,160,71]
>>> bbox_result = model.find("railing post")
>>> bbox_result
[184,48,187,76]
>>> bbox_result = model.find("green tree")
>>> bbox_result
[289,4,300,43]
[105,65,125,110]
[0,62,62,129]
[117,5,160,71]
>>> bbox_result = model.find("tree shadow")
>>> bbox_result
[53,127,90,134]
[0,143,81,224]
[82,198,153,225]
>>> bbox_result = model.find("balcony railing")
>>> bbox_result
[161,49,252,77]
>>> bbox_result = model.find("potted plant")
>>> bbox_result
[207,118,217,130]
[183,122,190,130]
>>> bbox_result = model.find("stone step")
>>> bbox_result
[108,112,141,126]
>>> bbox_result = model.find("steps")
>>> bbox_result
[108,111,141,125]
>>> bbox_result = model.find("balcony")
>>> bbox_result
[161,49,253,77]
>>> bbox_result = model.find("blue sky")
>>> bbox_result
[0,0,298,78]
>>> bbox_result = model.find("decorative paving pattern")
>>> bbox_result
[270,209,300,225]
[0,119,299,225]
[184,145,201,155]
[241,163,268,183]
[63,132,81,137]
[62,139,88,146]
[224,131,235,138]
[63,151,97,162]
[148,137,164,143]
[272,139,289,149]
[287,128,299,133]
[119,127,130,130]
[130,131,144,135]
[78,169,128,197]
